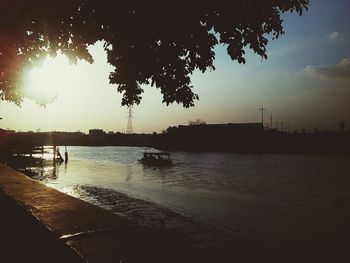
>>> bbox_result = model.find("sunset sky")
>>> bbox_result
[1,0,349,133]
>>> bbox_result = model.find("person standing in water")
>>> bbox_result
[64,146,68,164]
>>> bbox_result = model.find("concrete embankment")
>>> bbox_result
[0,164,217,263]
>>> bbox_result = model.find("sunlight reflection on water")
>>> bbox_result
[29,146,350,256]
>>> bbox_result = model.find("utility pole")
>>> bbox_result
[259,108,266,126]
[270,114,273,130]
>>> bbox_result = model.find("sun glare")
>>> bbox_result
[22,54,73,105]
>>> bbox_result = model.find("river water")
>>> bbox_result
[29,146,350,260]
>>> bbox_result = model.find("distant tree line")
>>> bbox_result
[2,121,350,155]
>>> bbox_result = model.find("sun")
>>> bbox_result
[22,54,73,105]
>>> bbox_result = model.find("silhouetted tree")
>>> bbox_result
[188,119,206,126]
[0,1,308,107]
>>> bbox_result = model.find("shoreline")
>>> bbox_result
[19,161,273,255]
[3,150,349,262]
[0,163,276,262]
[0,188,85,262]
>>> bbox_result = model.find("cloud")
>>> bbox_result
[327,31,339,41]
[303,58,350,79]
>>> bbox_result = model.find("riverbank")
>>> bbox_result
[0,163,275,262]
[0,188,84,262]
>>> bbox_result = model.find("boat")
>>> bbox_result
[139,152,173,166]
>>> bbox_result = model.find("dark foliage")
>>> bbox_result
[0,1,308,107]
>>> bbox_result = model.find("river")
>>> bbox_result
[28,146,350,261]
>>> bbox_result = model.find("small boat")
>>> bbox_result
[139,152,173,166]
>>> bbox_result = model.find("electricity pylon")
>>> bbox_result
[126,106,133,134]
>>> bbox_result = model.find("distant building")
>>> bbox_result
[89,129,106,145]
[177,123,263,132]
[0,129,16,149]
[89,129,105,136]
[164,123,264,151]
[0,128,15,134]
[0,128,16,136]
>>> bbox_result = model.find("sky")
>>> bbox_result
[1,0,349,133]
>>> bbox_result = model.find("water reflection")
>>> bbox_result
[125,164,132,183]
[141,164,173,185]
[23,146,350,261]
[25,145,69,182]
[29,159,63,182]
